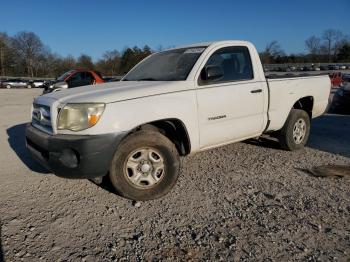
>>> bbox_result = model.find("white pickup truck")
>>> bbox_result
[26,41,331,200]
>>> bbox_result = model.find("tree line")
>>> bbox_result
[260,29,350,64]
[0,31,152,78]
[1,29,349,78]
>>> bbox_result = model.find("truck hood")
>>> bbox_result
[38,81,193,104]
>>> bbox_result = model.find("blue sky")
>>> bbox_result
[1,0,349,60]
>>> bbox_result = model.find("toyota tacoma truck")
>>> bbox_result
[25,41,331,200]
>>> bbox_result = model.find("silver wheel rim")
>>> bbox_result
[6,85,10,89]
[27,85,32,88]
[124,147,165,189]
[293,118,306,144]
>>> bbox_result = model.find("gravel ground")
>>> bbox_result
[0,89,349,261]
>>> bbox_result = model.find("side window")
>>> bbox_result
[199,46,253,85]
[84,72,94,83]
[68,72,83,82]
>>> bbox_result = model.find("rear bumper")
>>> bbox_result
[25,124,125,179]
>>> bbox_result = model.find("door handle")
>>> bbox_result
[250,89,262,93]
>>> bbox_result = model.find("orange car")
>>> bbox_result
[43,69,105,93]
[329,72,342,87]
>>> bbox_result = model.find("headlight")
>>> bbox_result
[57,103,105,131]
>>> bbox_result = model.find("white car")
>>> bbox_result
[26,40,331,200]
[28,79,45,88]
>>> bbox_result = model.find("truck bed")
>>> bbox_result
[266,74,331,132]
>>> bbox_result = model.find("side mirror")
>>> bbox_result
[203,65,223,81]
[53,81,68,89]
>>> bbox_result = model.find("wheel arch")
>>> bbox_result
[292,96,314,118]
[268,95,315,133]
[126,118,191,156]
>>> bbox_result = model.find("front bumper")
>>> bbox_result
[25,124,125,179]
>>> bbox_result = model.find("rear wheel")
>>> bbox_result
[278,109,310,151]
[109,130,180,200]
[27,84,32,89]
[6,84,11,89]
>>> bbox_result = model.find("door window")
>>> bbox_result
[67,72,84,88]
[68,72,83,82]
[199,46,253,85]
[84,72,95,84]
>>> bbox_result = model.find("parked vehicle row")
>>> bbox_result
[268,64,350,72]
[1,71,122,91]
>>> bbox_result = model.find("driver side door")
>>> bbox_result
[196,46,265,149]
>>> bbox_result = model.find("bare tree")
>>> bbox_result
[12,31,44,77]
[333,34,349,57]
[305,35,321,55]
[55,55,77,76]
[0,33,7,76]
[76,54,94,70]
[322,29,342,62]
[0,32,14,76]
[102,50,121,75]
[261,41,285,64]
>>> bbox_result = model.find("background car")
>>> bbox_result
[342,74,350,83]
[0,78,7,87]
[27,79,45,88]
[1,78,28,89]
[331,82,350,114]
[329,72,343,87]
[43,69,105,93]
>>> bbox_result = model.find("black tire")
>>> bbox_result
[109,130,180,200]
[278,109,310,151]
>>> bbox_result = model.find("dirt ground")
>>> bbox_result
[0,89,349,261]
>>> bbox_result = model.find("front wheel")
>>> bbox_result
[27,84,32,89]
[109,130,180,200]
[6,84,11,89]
[278,109,310,151]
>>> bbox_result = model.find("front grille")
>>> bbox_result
[32,104,53,133]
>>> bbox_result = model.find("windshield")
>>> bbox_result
[123,47,206,81]
[57,70,75,81]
